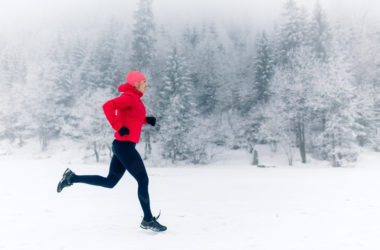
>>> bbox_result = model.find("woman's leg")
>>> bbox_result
[113,141,153,221]
[71,155,126,188]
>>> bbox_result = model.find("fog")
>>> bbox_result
[1,0,379,37]
[1,0,380,166]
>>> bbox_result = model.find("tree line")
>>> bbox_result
[1,0,379,167]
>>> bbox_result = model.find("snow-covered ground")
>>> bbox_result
[1,146,380,250]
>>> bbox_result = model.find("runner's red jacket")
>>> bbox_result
[102,83,148,143]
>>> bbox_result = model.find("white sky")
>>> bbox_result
[0,0,379,36]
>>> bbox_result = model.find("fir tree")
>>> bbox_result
[308,0,331,62]
[159,46,196,163]
[0,49,28,145]
[312,50,360,167]
[194,23,222,117]
[278,0,309,66]
[266,47,318,164]
[253,32,274,105]
[92,21,125,90]
[130,0,156,72]
[72,87,114,162]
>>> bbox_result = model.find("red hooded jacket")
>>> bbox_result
[102,83,148,143]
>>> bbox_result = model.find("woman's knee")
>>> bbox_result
[105,176,119,188]
[106,182,117,188]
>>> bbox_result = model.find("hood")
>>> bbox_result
[118,83,144,97]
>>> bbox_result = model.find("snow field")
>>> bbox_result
[1,154,380,250]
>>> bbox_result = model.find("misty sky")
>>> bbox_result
[0,0,379,37]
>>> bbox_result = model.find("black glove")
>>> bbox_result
[145,116,156,126]
[118,126,130,136]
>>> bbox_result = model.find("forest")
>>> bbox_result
[1,0,379,167]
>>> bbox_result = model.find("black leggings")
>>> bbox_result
[71,140,153,220]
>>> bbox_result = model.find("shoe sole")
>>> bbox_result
[57,178,66,193]
[140,225,167,232]
[57,168,72,193]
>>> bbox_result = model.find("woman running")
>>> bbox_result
[57,71,167,232]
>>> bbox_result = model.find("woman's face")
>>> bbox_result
[135,80,147,94]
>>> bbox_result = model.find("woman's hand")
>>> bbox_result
[118,126,130,136]
[145,117,156,126]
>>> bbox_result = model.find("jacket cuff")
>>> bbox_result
[114,123,123,132]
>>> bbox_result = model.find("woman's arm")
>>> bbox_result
[102,94,133,131]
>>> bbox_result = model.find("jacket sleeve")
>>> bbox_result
[102,94,132,131]
[143,117,148,125]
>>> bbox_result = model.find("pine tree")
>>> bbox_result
[305,2,332,156]
[72,87,114,162]
[159,46,196,163]
[266,46,319,164]
[277,0,309,66]
[269,0,311,164]
[0,46,29,146]
[308,1,331,62]
[329,24,376,150]
[182,24,200,50]
[370,31,380,150]
[223,25,251,114]
[130,0,156,72]
[312,50,360,167]
[253,32,274,105]
[194,23,222,117]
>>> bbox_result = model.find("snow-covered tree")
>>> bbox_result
[263,47,317,165]
[159,46,197,163]
[253,32,275,105]
[311,51,360,167]
[91,20,125,90]
[260,101,296,166]
[194,23,223,117]
[27,61,61,151]
[370,31,380,150]
[277,0,309,65]
[308,1,331,62]
[72,87,114,162]
[130,0,156,72]
[223,25,251,114]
